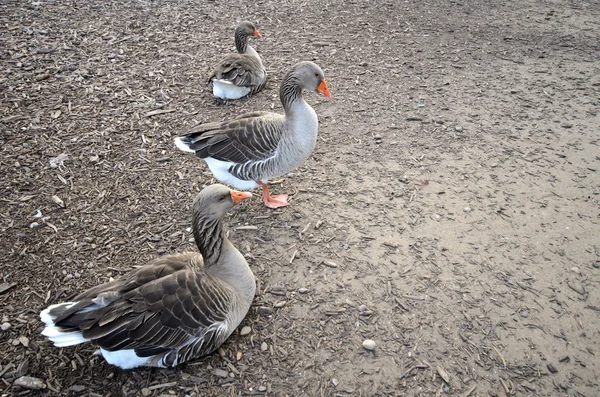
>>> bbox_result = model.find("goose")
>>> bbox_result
[209,21,267,100]
[39,184,255,369]
[175,61,331,209]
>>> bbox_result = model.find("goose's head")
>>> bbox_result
[236,21,261,38]
[292,61,332,98]
[193,184,252,221]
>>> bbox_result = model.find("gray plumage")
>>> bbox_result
[39,184,255,369]
[175,61,332,208]
[209,21,267,99]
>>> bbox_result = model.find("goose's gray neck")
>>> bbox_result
[234,32,249,54]
[192,214,224,268]
[280,71,303,112]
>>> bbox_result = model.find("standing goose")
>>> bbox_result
[209,21,267,100]
[39,185,255,369]
[175,61,331,209]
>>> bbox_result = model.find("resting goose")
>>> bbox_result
[39,184,255,369]
[175,61,331,209]
[209,21,267,100]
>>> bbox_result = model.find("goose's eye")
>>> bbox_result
[219,194,228,202]
[314,72,319,77]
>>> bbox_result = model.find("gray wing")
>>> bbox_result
[210,54,266,90]
[178,112,286,166]
[49,254,234,366]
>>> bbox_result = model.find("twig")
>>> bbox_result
[144,108,175,117]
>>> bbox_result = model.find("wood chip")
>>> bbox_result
[0,283,17,294]
[436,365,450,384]
[144,109,175,117]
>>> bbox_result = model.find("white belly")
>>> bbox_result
[212,80,252,100]
[204,158,260,190]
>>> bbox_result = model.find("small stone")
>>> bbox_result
[463,207,472,212]
[236,351,243,361]
[593,261,600,269]
[239,326,251,336]
[13,376,46,390]
[141,388,151,397]
[454,125,463,132]
[257,306,273,316]
[561,123,573,129]
[323,261,338,268]
[332,378,339,387]
[570,267,580,274]
[261,342,268,351]
[521,310,529,318]
[68,385,86,393]
[362,339,376,351]
[89,155,100,163]
[547,363,558,373]
[1,322,11,331]
[358,305,368,312]
[274,301,287,308]
[298,288,309,294]
[258,385,267,392]
[431,214,441,221]
[559,356,570,363]
[294,213,302,219]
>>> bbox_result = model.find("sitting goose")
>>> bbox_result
[209,21,267,100]
[175,61,331,209]
[39,184,255,369]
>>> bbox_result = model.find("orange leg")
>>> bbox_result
[258,182,289,209]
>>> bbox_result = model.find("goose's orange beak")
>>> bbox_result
[316,80,332,98]
[253,29,262,38]
[231,190,253,204]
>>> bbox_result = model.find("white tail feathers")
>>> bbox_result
[174,137,196,153]
[40,303,88,347]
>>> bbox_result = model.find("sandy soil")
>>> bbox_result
[1,0,599,396]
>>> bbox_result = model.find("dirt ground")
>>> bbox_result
[1,0,599,396]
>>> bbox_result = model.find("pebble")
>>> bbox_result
[362,339,377,351]
[257,306,273,316]
[141,388,152,397]
[463,207,472,212]
[1,322,11,331]
[593,261,600,269]
[358,305,368,312]
[332,378,339,387]
[13,376,46,390]
[239,326,252,336]
[547,363,558,373]
[261,342,268,351]
[561,123,573,129]
[298,288,309,294]
[521,310,529,318]
[454,125,463,132]
[570,267,580,274]
[431,214,441,221]
[274,301,287,308]
[258,385,267,392]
